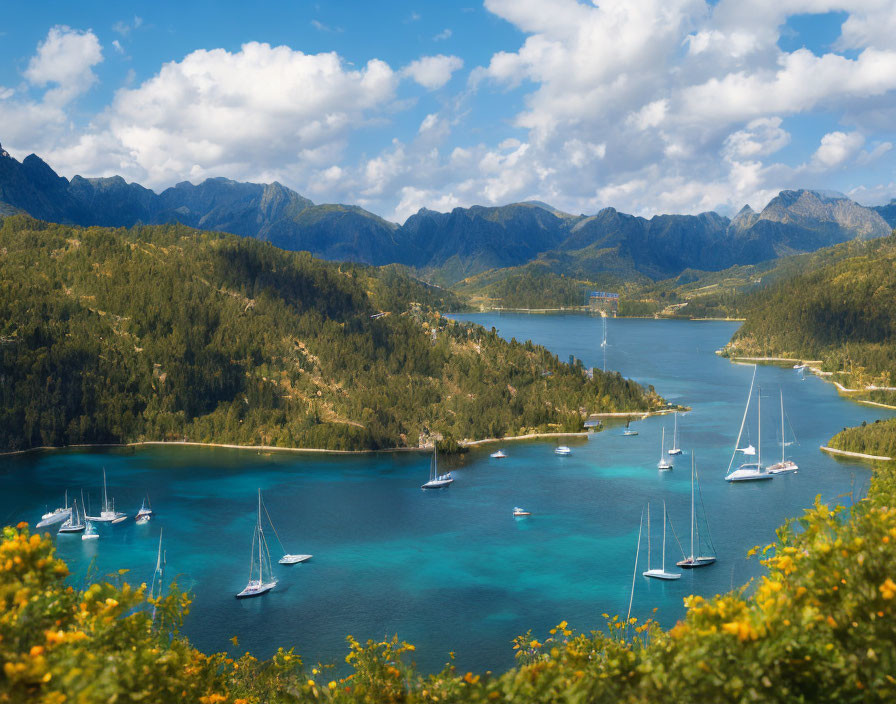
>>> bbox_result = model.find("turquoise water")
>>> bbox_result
[2,315,893,673]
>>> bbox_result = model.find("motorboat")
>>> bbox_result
[490,450,508,458]
[512,507,531,517]
[554,446,572,456]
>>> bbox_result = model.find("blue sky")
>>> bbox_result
[1,1,894,222]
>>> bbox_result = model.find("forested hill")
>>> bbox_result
[0,215,660,452]
[725,232,896,388]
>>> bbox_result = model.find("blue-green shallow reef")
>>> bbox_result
[2,317,892,675]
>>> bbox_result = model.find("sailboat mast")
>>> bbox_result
[758,386,762,468]
[661,501,667,572]
[690,455,695,560]
[780,388,785,463]
[660,428,665,460]
[102,468,109,512]
[646,503,651,569]
[257,489,263,582]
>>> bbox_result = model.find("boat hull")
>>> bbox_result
[676,557,716,568]
[657,462,673,471]
[767,461,798,475]
[726,471,773,482]
[622,430,638,436]
[85,512,127,522]
[37,510,71,528]
[58,525,85,533]
[279,554,312,565]
[643,569,681,580]
[236,581,277,598]
[421,478,454,489]
[668,449,682,455]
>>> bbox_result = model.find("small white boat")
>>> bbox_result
[793,363,807,370]
[135,495,153,524]
[657,428,673,470]
[236,490,278,598]
[279,554,312,565]
[554,446,572,456]
[725,368,773,483]
[85,468,126,522]
[622,421,638,436]
[58,498,86,534]
[82,521,98,541]
[676,455,716,569]
[667,413,682,455]
[767,389,799,475]
[422,445,454,489]
[512,507,531,517]
[490,450,508,459]
[258,490,313,565]
[37,491,72,528]
[643,502,680,580]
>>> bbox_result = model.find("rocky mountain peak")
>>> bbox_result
[0,143,9,159]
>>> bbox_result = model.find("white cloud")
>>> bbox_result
[402,55,464,89]
[628,99,668,130]
[112,40,124,54]
[24,25,103,105]
[434,28,452,41]
[45,42,399,188]
[810,131,865,170]
[856,141,892,165]
[723,117,790,160]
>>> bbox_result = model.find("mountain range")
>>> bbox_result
[1,141,893,286]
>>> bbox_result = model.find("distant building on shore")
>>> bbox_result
[589,291,619,315]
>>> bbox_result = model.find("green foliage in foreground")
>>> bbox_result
[0,216,659,452]
[4,459,896,703]
[829,418,896,459]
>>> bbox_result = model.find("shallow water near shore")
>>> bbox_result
[2,315,893,673]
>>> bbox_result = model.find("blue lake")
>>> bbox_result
[1,315,893,673]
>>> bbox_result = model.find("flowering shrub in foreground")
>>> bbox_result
[2,464,896,702]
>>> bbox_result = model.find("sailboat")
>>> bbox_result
[236,490,278,598]
[421,444,454,489]
[622,421,638,436]
[657,428,673,470]
[85,468,127,522]
[135,495,153,524]
[82,521,98,540]
[725,367,773,482]
[57,498,86,534]
[37,491,71,528]
[259,491,312,564]
[677,455,716,568]
[767,389,799,474]
[642,502,681,580]
[668,414,682,455]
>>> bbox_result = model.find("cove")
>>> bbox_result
[1,316,891,674]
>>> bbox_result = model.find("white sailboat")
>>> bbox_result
[81,521,98,540]
[85,468,127,522]
[135,495,153,524]
[725,367,773,482]
[422,444,454,489]
[767,389,799,474]
[58,498,86,534]
[677,455,716,568]
[259,491,312,565]
[668,413,682,455]
[236,490,278,598]
[657,428,673,470]
[37,491,71,528]
[643,502,681,580]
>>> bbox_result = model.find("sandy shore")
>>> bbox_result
[820,446,892,462]
[461,432,589,447]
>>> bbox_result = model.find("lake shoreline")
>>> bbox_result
[820,445,893,462]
